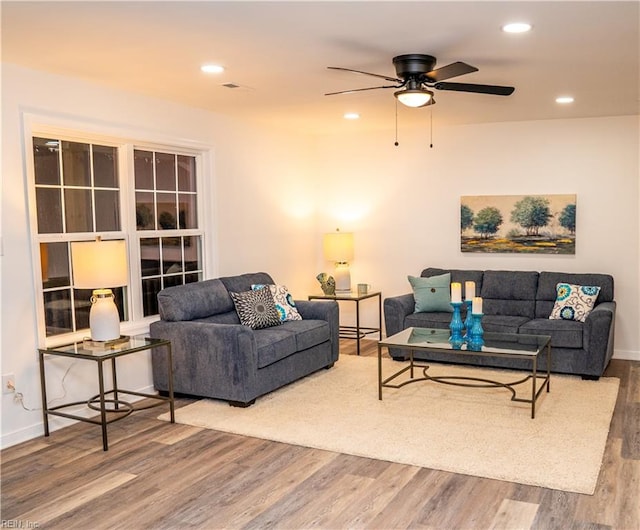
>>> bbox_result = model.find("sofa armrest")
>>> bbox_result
[584,301,616,375]
[149,320,258,403]
[294,300,340,361]
[383,293,415,337]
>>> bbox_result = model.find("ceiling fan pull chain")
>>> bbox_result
[394,99,399,147]
[430,106,434,149]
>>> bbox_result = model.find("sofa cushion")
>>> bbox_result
[282,319,331,351]
[421,268,484,294]
[229,287,281,330]
[195,311,241,325]
[482,315,531,334]
[405,311,452,329]
[220,272,275,294]
[254,320,330,369]
[254,327,298,368]
[549,283,601,322]
[157,279,233,321]
[252,283,302,322]
[519,318,583,348]
[481,270,538,318]
[536,272,613,318]
[408,273,453,313]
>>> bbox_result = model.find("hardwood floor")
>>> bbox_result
[2,340,638,529]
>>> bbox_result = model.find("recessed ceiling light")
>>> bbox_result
[200,64,225,74]
[556,96,575,104]
[502,22,532,33]
[343,112,360,120]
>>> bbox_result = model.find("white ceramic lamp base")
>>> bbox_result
[334,263,351,294]
[89,289,121,341]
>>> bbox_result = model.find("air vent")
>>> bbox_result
[221,82,254,92]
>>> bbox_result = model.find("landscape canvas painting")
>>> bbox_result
[460,194,576,254]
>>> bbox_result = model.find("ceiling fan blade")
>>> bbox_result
[327,66,401,83]
[325,85,399,96]
[425,61,478,82]
[434,82,515,96]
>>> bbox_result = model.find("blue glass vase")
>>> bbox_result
[463,300,473,339]
[449,302,464,349]
[467,313,485,351]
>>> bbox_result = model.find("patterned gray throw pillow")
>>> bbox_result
[230,287,282,329]
[251,283,303,322]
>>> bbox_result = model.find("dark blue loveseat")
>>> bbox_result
[150,272,339,406]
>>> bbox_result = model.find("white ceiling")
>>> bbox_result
[2,1,639,134]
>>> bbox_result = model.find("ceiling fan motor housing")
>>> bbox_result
[393,54,437,80]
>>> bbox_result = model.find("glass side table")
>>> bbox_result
[38,335,175,451]
[308,291,382,355]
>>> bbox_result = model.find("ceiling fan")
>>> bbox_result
[326,54,515,108]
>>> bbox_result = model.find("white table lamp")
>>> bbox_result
[71,238,128,341]
[323,229,354,294]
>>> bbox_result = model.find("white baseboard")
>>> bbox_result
[0,384,158,450]
[613,349,640,362]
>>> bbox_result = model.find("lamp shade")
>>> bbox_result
[323,230,354,263]
[71,239,128,288]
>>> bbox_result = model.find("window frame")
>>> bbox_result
[24,113,215,348]
[128,144,206,319]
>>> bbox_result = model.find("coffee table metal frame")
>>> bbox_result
[38,335,175,451]
[377,327,551,418]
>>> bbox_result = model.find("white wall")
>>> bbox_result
[312,115,640,360]
[2,63,638,449]
[1,64,317,447]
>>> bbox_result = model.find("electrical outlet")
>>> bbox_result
[2,374,15,394]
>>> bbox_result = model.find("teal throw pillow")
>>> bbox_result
[408,273,453,313]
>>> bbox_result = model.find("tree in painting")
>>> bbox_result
[461,204,474,232]
[510,196,552,236]
[473,207,503,239]
[559,203,576,235]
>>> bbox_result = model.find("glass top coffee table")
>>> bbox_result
[377,327,551,418]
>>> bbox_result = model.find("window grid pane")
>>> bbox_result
[134,149,198,233]
[135,148,201,317]
[33,137,126,337]
[34,138,121,235]
[139,235,203,317]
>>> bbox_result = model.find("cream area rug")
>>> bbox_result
[158,355,619,494]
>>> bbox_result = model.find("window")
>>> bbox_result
[134,149,202,316]
[33,137,126,337]
[30,133,205,340]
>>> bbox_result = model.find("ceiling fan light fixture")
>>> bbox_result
[200,63,225,74]
[395,88,433,108]
[502,22,532,33]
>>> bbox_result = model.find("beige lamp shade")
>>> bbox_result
[323,230,354,263]
[71,239,128,288]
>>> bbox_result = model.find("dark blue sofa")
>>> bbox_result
[383,268,616,379]
[150,272,339,406]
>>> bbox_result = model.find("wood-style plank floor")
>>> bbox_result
[2,340,638,529]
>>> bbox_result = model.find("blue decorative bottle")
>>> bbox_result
[463,299,473,340]
[467,312,485,351]
[449,302,464,349]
